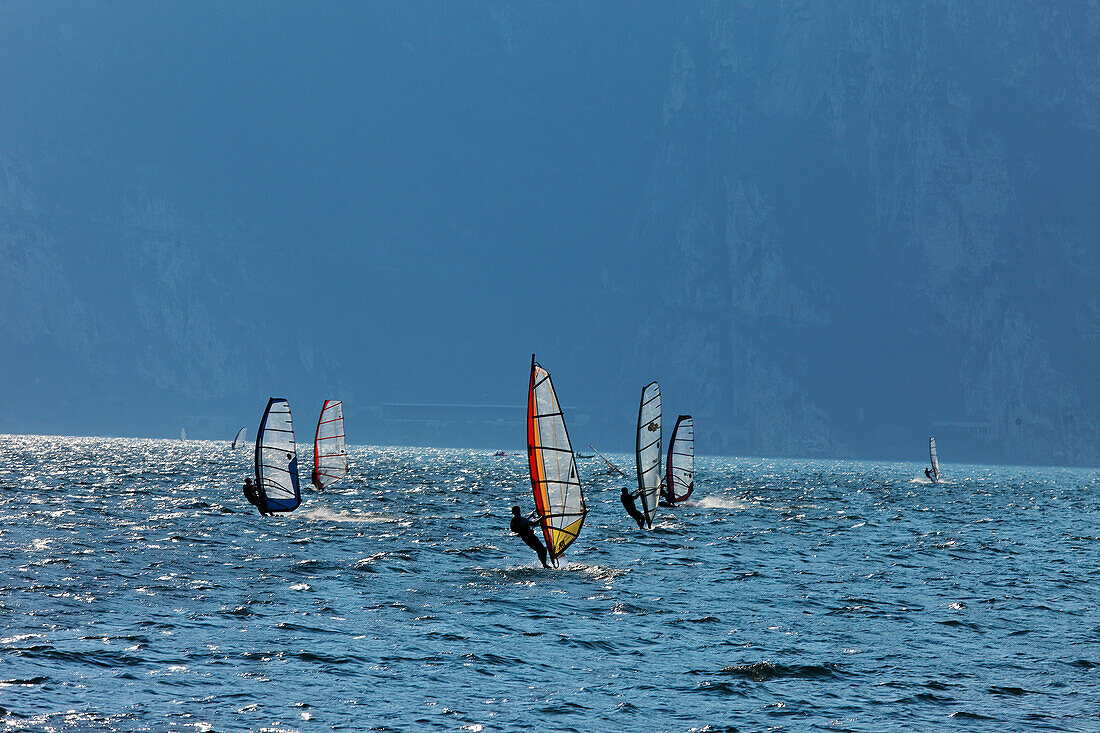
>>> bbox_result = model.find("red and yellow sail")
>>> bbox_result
[527,355,587,559]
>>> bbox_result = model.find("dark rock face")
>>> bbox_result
[0,3,1095,464]
[623,2,1099,464]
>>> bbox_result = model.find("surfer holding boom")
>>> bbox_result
[620,486,646,528]
[242,477,272,516]
[510,506,550,568]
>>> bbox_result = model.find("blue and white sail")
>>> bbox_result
[929,437,940,482]
[635,381,661,527]
[665,415,695,504]
[254,398,302,513]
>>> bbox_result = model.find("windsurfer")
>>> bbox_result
[620,486,646,528]
[510,506,550,568]
[243,477,271,516]
[659,478,674,507]
[310,467,322,491]
[925,468,935,482]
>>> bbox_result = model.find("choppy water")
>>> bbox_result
[1,435,1097,732]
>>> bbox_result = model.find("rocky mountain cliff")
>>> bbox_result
[618,1,1099,464]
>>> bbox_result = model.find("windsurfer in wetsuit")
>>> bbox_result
[310,467,322,491]
[620,486,647,528]
[243,477,271,516]
[925,468,936,482]
[510,506,550,568]
[659,478,674,507]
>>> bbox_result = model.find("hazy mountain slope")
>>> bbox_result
[622,1,1098,463]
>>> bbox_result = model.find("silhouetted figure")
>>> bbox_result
[659,479,674,507]
[311,467,323,491]
[925,468,936,482]
[620,486,646,528]
[243,477,271,516]
[510,506,550,568]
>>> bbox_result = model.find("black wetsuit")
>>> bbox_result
[659,485,674,508]
[243,481,271,516]
[925,468,936,482]
[510,514,549,568]
[620,489,647,528]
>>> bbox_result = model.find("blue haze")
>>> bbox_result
[0,2,1096,465]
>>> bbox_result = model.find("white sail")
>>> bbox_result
[313,400,348,490]
[254,398,301,513]
[666,415,695,503]
[232,426,247,449]
[929,437,940,481]
[635,381,661,526]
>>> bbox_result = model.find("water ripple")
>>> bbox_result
[0,436,1096,731]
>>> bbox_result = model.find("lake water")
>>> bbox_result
[1,435,1096,731]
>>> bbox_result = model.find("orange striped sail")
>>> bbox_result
[527,355,587,560]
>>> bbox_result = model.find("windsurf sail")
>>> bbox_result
[929,437,940,481]
[666,414,695,503]
[527,355,587,561]
[589,444,625,477]
[254,398,301,513]
[232,426,246,449]
[180,428,186,441]
[635,381,661,527]
[313,400,348,490]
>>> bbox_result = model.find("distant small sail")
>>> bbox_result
[313,400,348,490]
[589,444,625,477]
[665,415,694,504]
[254,398,301,513]
[635,381,661,527]
[232,426,247,449]
[527,355,587,562]
[180,428,187,441]
[929,437,940,481]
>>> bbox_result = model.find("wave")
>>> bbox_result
[688,495,746,509]
[692,661,848,682]
[296,507,397,523]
